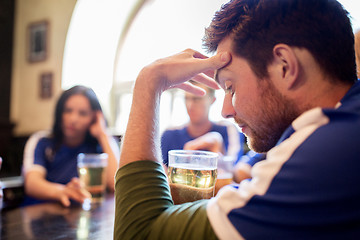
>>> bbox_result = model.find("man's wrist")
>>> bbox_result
[134,64,166,96]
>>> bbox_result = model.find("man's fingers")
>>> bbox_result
[184,51,230,90]
[172,72,221,96]
[174,82,207,96]
[194,51,231,74]
[147,49,231,94]
[192,73,221,90]
[177,49,231,81]
[192,50,209,60]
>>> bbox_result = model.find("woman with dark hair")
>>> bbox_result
[23,85,119,207]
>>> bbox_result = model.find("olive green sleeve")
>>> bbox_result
[114,160,218,240]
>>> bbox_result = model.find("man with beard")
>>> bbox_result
[114,0,360,239]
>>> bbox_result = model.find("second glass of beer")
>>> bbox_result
[168,150,218,204]
[77,153,108,208]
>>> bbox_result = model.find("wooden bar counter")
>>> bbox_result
[0,192,115,239]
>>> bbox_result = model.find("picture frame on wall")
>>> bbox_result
[40,72,53,99]
[28,20,48,62]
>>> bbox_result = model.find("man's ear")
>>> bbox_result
[272,44,300,90]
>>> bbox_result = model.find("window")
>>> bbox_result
[62,0,132,130]
[112,0,229,134]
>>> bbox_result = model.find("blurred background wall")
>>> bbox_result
[0,0,76,177]
[11,0,76,136]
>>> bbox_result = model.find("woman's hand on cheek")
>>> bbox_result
[89,111,107,139]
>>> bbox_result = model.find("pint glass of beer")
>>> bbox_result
[168,150,218,204]
[214,156,235,195]
[77,153,108,205]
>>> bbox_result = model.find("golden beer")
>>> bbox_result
[168,165,217,204]
[214,172,233,195]
[78,166,106,202]
[77,153,108,205]
[215,156,235,195]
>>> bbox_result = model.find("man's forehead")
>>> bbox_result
[217,36,233,51]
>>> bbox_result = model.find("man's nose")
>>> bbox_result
[221,94,235,119]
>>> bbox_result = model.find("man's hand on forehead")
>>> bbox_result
[165,50,231,96]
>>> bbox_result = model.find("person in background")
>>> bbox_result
[23,85,119,207]
[161,80,245,167]
[355,30,360,78]
[114,0,360,238]
[232,151,265,183]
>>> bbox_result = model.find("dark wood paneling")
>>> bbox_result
[0,0,18,177]
[0,0,15,120]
